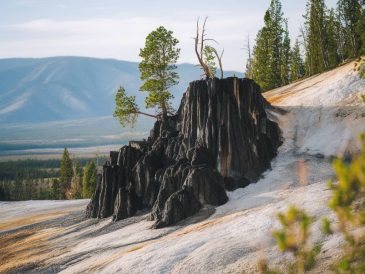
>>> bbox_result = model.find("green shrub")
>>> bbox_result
[327,134,365,273]
[354,57,365,79]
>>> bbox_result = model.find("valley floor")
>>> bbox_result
[1,62,365,273]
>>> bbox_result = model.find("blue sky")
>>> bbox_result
[0,0,337,71]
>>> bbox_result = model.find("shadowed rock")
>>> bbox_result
[86,77,282,228]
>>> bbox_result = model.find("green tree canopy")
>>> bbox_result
[60,148,73,199]
[290,39,305,81]
[251,0,288,91]
[337,0,363,57]
[139,26,180,119]
[83,160,97,198]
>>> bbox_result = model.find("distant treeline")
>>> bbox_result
[0,158,105,181]
[0,152,107,201]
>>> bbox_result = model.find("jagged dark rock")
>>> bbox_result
[86,77,282,228]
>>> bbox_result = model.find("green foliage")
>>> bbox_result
[354,57,365,79]
[337,0,363,58]
[245,57,254,79]
[50,178,61,200]
[290,39,305,81]
[322,217,333,235]
[355,6,365,55]
[280,21,291,85]
[304,0,327,75]
[83,160,97,198]
[60,148,73,199]
[69,160,83,199]
[324,8,341,68]
[139,26,180,117]
[203,45,217,79]
[272,206,320,273]
[325,134,365,273]
[252,0,289,91]
[113,86,139,127]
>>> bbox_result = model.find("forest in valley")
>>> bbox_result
[0,150,107,201]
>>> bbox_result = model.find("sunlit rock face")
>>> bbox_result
[86,77,282,228]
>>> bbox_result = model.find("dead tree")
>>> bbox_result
[194,17,224,79]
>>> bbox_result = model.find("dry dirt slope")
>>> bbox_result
[0,62,365,274]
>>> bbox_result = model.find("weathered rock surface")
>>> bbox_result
[86,77,282,227]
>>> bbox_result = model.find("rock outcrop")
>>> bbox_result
[86,77,282,228]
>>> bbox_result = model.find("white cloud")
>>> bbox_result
[2,16,263,71]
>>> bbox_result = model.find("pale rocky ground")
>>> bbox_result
[1,62,365,273]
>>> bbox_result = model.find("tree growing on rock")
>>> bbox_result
[194,17,224,79]
[139,26,181,120]
[114,26,180,127]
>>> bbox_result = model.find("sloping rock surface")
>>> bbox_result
[86,77,282,227]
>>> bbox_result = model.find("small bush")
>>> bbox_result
[327,134,365,273]
[354,57,365,79]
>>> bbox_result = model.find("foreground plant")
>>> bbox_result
[259,206,321,274]
[327,134,365,273]
[354,57,365,79]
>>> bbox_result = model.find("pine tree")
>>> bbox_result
[244,35,254,79]
[51,178,61,200]
[324,8,341,68]
[69,160,83,199]
[337,0,363,57]
[60,148,73,199]
[304,0,327,75]
[252,0,287,91]
[355,3,365,55]
[252,27,272,91]
[13,175,24,200]
[139,26,180,120]
[281,21,291,85]
[291,39,306,81]
[82,160,97,198]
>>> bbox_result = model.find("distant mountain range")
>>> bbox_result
[0,57,243,153]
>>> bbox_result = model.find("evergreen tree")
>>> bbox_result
[24,176,32,200]
[324,8,341,68]
[51,178,61,200]
[337,0,363,57]
[355,3,365,55]
[304,0,327,75]
[69,160,83,199]
[244,35,254,79]
[291,39,306,81]
[252,27,272,91]
[13,175,24,200]
[252,0,288,91]
[60,148,73,199]
[139,26,180,120]
[281,21,291,85]
[82,160,97,198]
[0,180,11,201]
[0,182,6,201]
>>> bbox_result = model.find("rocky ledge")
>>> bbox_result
[86,77,282,228]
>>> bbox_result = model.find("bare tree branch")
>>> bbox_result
[212,47,224,79]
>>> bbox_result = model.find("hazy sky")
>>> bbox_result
[0,0,337,71]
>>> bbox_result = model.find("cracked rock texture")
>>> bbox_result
[86,77,282,227]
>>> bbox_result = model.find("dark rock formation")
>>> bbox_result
[86,77,282,228]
